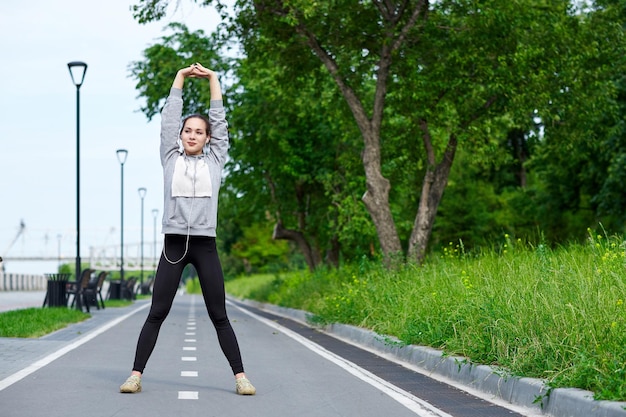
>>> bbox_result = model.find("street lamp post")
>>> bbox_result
[152,208,159,275]
[67,61,87,301]
[138,187,147,293]
[116,149,128,297]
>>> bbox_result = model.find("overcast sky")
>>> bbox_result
[0,0,228,274]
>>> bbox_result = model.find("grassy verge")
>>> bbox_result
[225,232,626,402]
[0,295,143,338]
[0,308,90,338]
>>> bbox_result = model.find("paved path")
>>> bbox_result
[0,292,625,417]
[0,290,47,312]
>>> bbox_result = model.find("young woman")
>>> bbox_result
[119,63,255,396]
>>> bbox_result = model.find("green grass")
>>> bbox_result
[225,232,626,402]
[0,307,90,338]
[0,294,143,338]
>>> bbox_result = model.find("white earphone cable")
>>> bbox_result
[163,157,197,264]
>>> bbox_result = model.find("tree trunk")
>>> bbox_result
[272,220,318,271]
[509,129,528,188]
[325,235,340,267]
[291,28,405,262]
[360,146,403,258]
[408,128,458,263]
[266,173,320,270]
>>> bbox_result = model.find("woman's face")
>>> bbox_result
[181,117,209,155]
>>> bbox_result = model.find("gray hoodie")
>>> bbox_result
[160,87,229,237]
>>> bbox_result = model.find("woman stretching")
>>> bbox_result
[119,63,255,396]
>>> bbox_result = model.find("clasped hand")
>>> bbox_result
[181,62,214,79]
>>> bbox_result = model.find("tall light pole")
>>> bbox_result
[152,208,159,275]
[138,187,147,291]
[67,61,87,286]
[116,149,128,293]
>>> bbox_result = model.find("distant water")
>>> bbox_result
[1,260,61,275]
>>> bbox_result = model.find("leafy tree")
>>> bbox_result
[230,222,290,273]
[129,23,230,120]
[525,1,626,239]
[130,0,626,264]
[226,50,377,269]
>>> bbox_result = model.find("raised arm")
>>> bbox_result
[160,65,196,165]
[189,63,228,165]
[172,65,196,89]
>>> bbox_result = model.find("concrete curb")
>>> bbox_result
[239,299,626,417]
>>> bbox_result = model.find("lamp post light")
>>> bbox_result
[138,187,147,292]
[67,61,87,293]
[116,149,128,295]
[152,208,159,275]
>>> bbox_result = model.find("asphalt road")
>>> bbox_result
[0,293,541,417]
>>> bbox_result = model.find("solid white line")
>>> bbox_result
[0,302,151,392]
[328,333,544,417]
[228,300,453,417]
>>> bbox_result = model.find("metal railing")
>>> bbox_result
[0,272,47,291]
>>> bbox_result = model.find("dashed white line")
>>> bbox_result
[178,391,198,400]
[177,296,199,401]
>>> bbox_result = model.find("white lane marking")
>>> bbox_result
[178,391,198,399]
[184,339,196,343]
[187,327,196,330]
[179,296,199,400]
[0,302,151,392]
[228,300,452,417]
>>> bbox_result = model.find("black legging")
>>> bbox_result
[132,234,244,375]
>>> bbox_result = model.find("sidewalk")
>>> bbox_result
[0,290,47,312]
[0,293,148,385]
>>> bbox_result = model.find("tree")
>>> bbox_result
[226,51,377,270]
[129,22,230,120]
[524,1,626,239]
[130,0,625,264]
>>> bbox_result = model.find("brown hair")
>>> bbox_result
[180,114,211,136]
